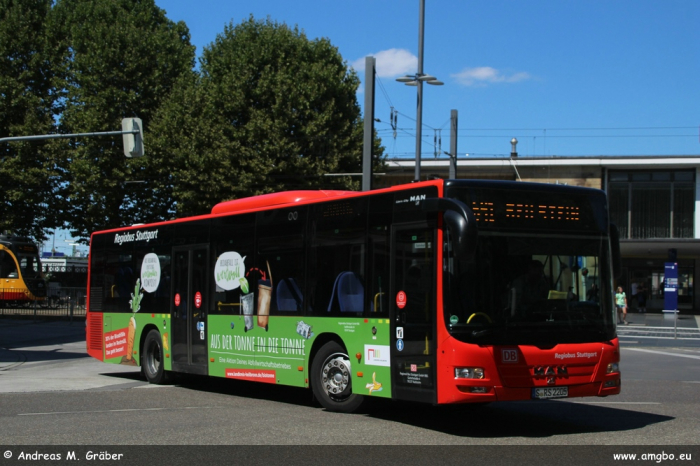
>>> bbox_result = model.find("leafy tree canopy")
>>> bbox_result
[149,16,385,217]
[1,8,384,241]
[0,0,62,239]
[51,0,195,239]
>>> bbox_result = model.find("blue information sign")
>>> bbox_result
[396,339,404,351]
[664,262,678,313]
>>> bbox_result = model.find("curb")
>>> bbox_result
[0,348,24,371]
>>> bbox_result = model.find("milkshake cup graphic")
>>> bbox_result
[241,293,254,332]
[256,261,272,331]
[126,316,137,361]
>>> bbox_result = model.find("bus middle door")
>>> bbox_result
[391,224,437,404]
[171,245,209,375]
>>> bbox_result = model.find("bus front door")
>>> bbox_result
[171,245,209,375]
[391,224,437,404]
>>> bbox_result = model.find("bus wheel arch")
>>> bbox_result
[310,337,364,413]
[141,328,171,384]
[138,323,158,368]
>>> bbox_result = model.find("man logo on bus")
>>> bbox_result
[410,194,426,204]
[502,349,518,363]
[365,344,390,366]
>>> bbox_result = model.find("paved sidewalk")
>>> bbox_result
[617,312,700,348]
[0,318,86,371]
[0,318,143,393]
[623,311,700,329]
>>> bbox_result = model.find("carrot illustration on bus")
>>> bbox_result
[125,278,143,364]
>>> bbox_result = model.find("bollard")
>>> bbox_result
[70,295,74,324]
[674,309,678,339]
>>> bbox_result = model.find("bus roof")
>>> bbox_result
[211,190,352,215]
[91,179,447,237]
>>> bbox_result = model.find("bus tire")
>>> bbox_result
[142,329,170,385]
[311,341,364,413]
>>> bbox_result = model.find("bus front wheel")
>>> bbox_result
[311,341,364,413]
[142,329,170,385]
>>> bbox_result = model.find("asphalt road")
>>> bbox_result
[0,317,698,465]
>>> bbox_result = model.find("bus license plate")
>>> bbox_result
[532,387,568,399]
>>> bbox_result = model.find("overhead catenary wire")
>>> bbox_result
[374,76,394,109]
[372,70,697,157]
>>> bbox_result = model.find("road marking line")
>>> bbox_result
[133,384,176,389]
[622,325,700,331]
[18,406,213,416]
[616,334,700,341]
[569,401,661,405]
[623,347,700,360]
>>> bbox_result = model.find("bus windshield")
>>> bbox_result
[444,231,615,345]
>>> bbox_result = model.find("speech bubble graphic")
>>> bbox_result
[214,252,247,291]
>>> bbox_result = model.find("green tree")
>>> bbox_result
[0,0,62,240]
[51,0,195,238]
[149,16,385,217]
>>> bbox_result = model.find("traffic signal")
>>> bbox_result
[122,118,144,158]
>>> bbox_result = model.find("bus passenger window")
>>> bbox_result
[211,215,255,316]
[309,198,368,317]
[368,193,393,317]
[276,277,303,312]
[255,207,307,316]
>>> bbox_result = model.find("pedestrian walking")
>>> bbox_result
[615,286,628,324]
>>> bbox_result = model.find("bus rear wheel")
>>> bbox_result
[311,341,364,413]
[142,329,170,385]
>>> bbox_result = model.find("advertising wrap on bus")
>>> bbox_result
[86,179,621,413]
[96,242,394,399]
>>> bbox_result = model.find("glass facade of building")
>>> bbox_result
[608,170,695,239]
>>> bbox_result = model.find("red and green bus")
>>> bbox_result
[85,179,621,412]
[1,235,47,305]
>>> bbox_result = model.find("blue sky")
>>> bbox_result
[49,1,700,250]
[156,0,699,159]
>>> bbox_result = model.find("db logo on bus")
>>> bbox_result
[502,348,519,363]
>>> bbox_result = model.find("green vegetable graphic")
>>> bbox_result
[240,277,249,294]
[129,279,143,314]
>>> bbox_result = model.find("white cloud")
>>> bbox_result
[451,66,532,86]
[352,48,417,78]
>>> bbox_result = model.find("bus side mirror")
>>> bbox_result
[423,198,477,261]
[610,224,622,279]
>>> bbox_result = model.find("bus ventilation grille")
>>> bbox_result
[89,287,103,312]
[88,313,103,351]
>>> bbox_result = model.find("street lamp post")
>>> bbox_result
[397,0,443,181]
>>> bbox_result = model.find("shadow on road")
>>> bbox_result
[364,399,673,439]
[99,371,673,439]
[0,348,90,364]
[0,318,86,349]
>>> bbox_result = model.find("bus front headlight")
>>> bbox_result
[606,362,620,374]
[454,367,485,379]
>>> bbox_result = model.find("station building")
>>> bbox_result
[377,155,700,315]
